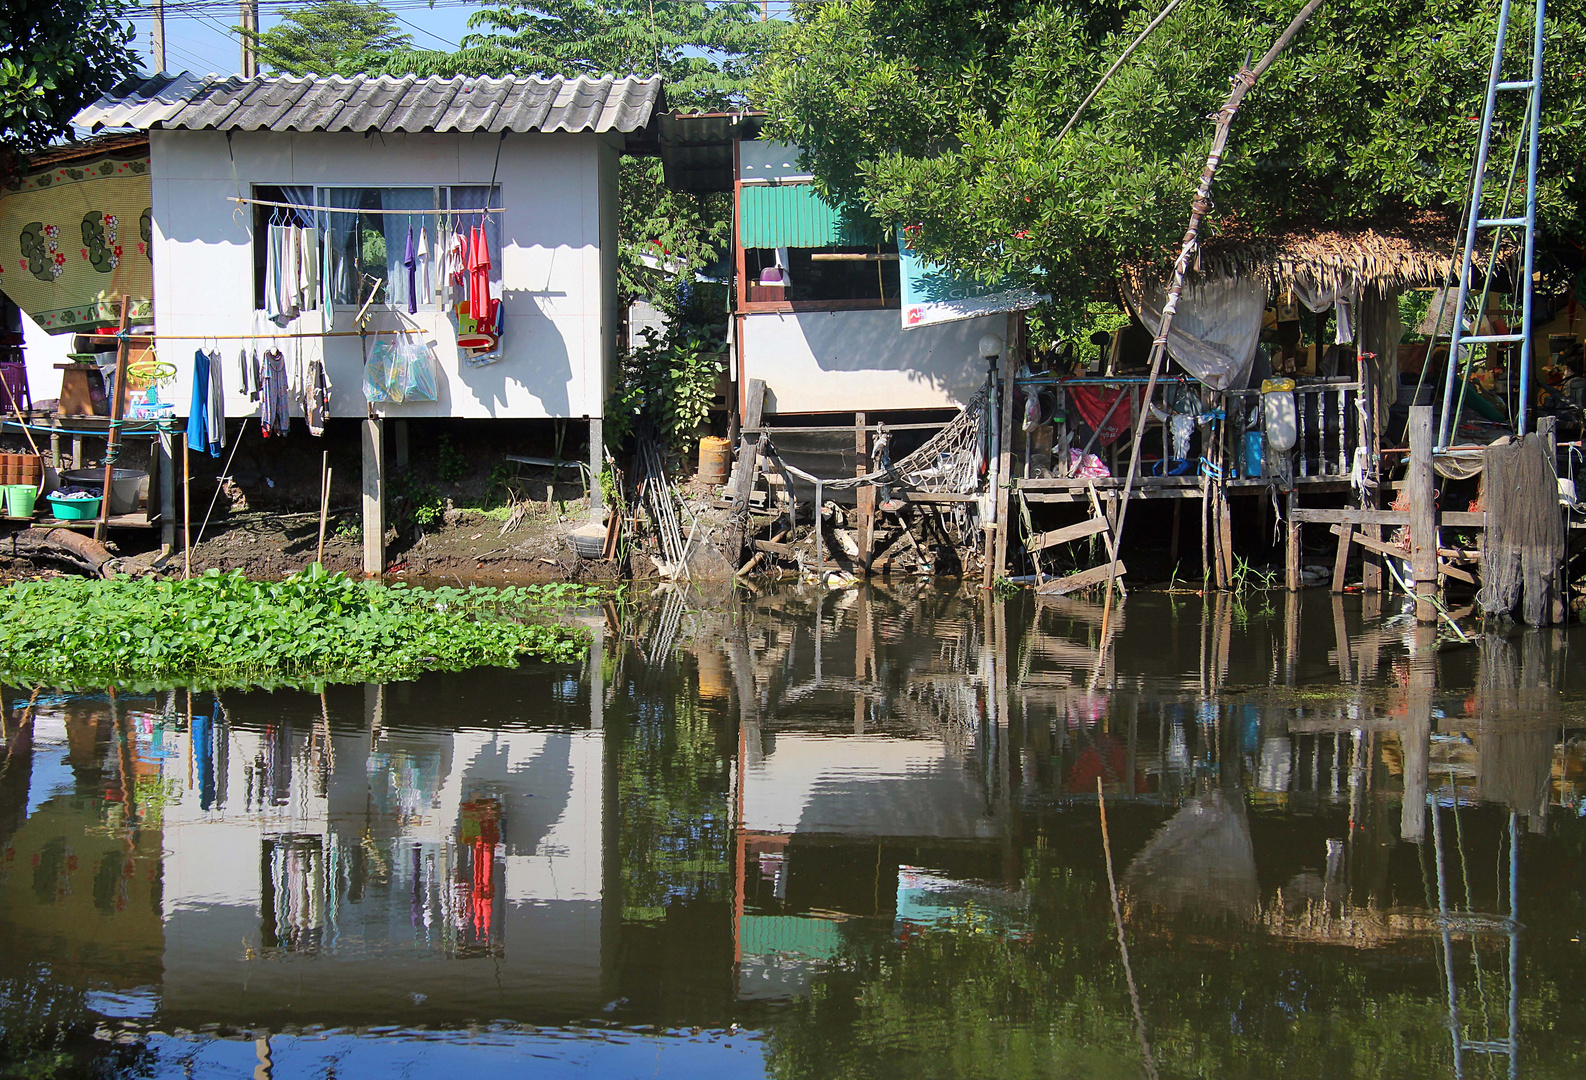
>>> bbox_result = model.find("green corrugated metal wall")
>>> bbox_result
[739,184,884,248]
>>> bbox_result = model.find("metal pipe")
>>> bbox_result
[1439,0,1515,449]
[1517,0,1546,436]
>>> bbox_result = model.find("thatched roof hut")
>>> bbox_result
[1123,209,1497,296]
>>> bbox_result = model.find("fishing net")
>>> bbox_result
[1477,434,1564,624]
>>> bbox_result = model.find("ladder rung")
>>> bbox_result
[1496,79,1536,90]
[1477,216,1527,228]
[1457,333,1525,345]
[1462,1041,1514,1055]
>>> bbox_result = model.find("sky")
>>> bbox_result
[128,2,483,76]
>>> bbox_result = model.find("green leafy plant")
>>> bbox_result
[0,567,606,690]
[434,434,469,484]
[606,326,725,455]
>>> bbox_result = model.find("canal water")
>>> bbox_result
[0,585,1582,1079]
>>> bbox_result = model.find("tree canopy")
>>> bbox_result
[0,0,139,156]
[759,0,1586,332]
[248,0,414,77]
[373,0,781,311]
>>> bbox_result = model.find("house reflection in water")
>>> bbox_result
[0,586,1582,1075]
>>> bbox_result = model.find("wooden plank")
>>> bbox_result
[990,318,1018,586]
[1330,525,1474,585]
[1292,507,1411,526]
[895,491,981,504]
[742,378,766,432]
[752,538,794,558]
[1029,517,1110,551]
[1017,475,1202,491]
[1331,524,1354,593]
[1036,559,1126,596]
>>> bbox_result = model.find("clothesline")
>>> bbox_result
[100,330,422,341]
[230,196,505,216]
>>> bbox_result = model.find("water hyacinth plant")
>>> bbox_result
[0,566,603,690]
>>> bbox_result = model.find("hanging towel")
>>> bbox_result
[187,349,214,456]
[320,226,336,328]
[468,223,493,324]
[305,359,329,437]
[298,226,317,312]
[206,348,225,453]
[416,226,431,305]
[404,224,417,314]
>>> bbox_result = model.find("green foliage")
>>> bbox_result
[246,0,413,76]
[367,0,780,310]
[434,433,469,484]
[0,0,138,155]
[760,0,1586,340]
[0,567,602,690]
[607,325,725,454]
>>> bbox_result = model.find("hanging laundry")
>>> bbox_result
[1068,385,1136,446]
[250,349,262,403]
[298,226,317,312]
[259,348,290,437]
[265,223,302,324]
[447,226,467,303]
[186,349,219,457]
[237,347,254,399]
[404,224,417,315]
[416,226,431,305]
[320,225,336,328]
[468,222,493,326]
[206,348,225,453]
[305,359,329,437]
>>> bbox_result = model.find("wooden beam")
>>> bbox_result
[1331,524,1354,593]
[1329,524,1475,585]
[1036,559,1126,597]
[1029,517,1110,552]
[1285,490,1301,592]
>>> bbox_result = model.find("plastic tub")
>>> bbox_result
[4,485,35,518]
[62,468,146,515]
[47,495,101,521]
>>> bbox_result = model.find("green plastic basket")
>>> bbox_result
[5,485,36,518]
[47,495,101,521]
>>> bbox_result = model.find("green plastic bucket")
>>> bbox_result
[4,485,35,519]
[47,495,100,521]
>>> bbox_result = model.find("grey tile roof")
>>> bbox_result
[74,72,665,135]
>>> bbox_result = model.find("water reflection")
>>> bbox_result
[0,586,1582,1077]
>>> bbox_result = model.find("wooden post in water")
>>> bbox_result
[854,412,873,574]
[1407,405,1438,623]
[361,416,385,575]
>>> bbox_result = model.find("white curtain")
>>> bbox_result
[1123,275,1267,391]
[1289,271,1358,344]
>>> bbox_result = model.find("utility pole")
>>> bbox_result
[240,0,259,77]
[152,0,167,72]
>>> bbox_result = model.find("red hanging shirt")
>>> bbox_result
[468,223,494,327]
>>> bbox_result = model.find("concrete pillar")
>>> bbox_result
[361,417,384,575]
[587,416,604,520]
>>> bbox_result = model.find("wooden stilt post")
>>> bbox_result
[1408,405,1438,623]
[182,442,192,579]
[989,315,1019,588]
[362,415,385,576]
[1285,490,1301,591]
[855,412,874,575]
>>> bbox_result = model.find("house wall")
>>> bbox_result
[738,308,1007,414]
[149,128,615,421]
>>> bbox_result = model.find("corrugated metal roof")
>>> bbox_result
[740,183,883,249]
[657,112,764,193]
[73,72,664,135]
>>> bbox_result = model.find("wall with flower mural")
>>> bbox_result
[0,147,152,334]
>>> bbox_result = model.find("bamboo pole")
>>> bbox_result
[182,442,192,579]
[95,296,132,542]
[1100,0,1327,639]
[317,452,332,567]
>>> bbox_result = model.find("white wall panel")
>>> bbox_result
[739,308,1008,414]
